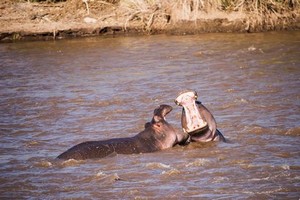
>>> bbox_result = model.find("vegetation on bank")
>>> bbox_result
[1,0,298,41]
[119,0,299,31]
[19,0,298,31]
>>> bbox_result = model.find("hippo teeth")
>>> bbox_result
[175,90,197,106]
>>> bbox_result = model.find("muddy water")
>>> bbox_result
[1,32,300,199]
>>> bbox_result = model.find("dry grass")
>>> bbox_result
[19,0,300,32]
[118,0,161,30]
[116,0,299,31]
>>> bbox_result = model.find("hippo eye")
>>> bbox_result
[175,100,181,106]
[194,91,198,99]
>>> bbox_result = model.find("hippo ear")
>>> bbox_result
[152,115,162,123]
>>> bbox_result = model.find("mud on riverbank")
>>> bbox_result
[1,0,300,42]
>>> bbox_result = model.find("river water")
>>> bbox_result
[1,32,299,199]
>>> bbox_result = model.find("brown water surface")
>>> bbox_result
[0,32,300,199]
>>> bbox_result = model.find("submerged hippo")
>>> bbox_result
[57,104,189,160]
[175,91,225,142]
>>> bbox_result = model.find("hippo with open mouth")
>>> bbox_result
[175,90,225,142]
[57,104,190,160]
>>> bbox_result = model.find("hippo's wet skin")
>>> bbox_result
[57,105,189,160]
[175,91,225,142]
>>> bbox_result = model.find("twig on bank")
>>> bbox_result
[146,12,155,31]
[234,0,245,11]
[97,0,114,6]
[31,4,63,8]
[124,11,141,30]
[82,0,90,15]
[53,28,57,40]
[99,14,116,21]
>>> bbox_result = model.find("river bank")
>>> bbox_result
[1,0,300,42]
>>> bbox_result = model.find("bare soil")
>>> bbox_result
[1,0,299,42]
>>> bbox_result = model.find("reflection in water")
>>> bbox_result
[0,32,300,199]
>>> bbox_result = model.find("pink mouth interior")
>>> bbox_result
[176,92,207,133]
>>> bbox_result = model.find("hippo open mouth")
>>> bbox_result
[175,91,208,134]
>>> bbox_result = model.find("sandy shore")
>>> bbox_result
[1,0,299,42]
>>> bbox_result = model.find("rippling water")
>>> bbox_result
[1,32,299,199]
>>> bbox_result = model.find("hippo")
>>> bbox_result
[175,90,225,142]
[57,104,189,160]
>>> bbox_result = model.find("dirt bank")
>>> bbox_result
[1,0,299,42]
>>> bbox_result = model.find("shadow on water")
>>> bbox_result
[0,31,300,199]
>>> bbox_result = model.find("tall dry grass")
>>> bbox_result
[23,0,299,31]
[117,0,299,31]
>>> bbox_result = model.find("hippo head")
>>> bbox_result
[144,105,172,129]
[148,104,190,147]
[151,104,173,124]
[175,91,208,135]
